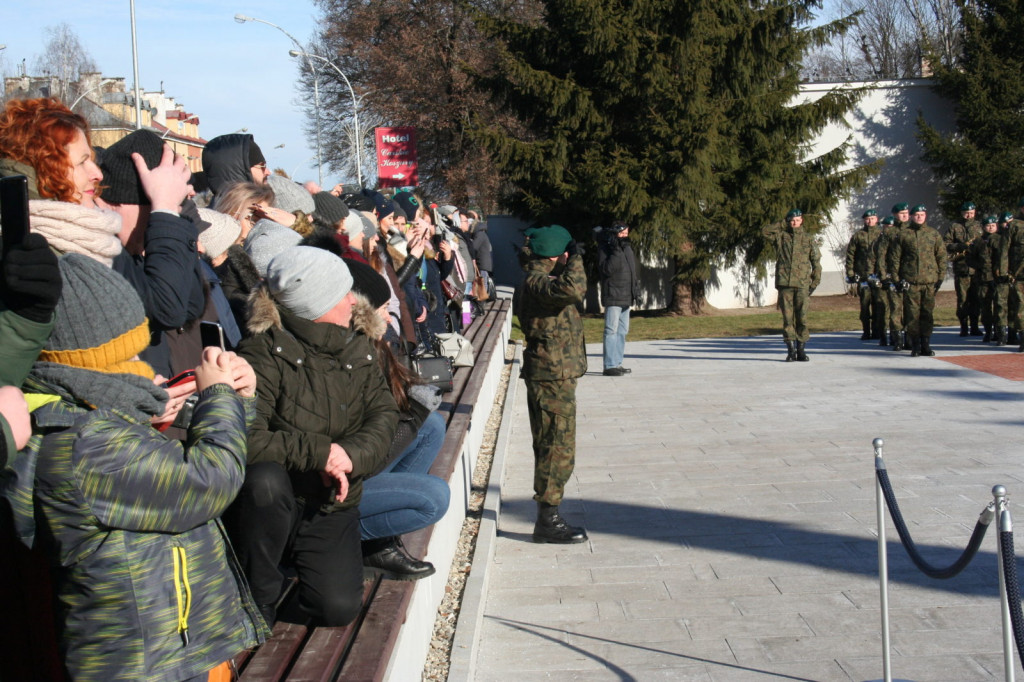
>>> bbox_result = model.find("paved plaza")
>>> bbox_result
[453,328,1024,681]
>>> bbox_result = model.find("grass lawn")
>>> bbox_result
[510,292,960,342]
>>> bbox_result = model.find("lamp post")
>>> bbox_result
[288,50,363,188]
[70,78,118,110]
[161,114,199,139]
[235,13,322,186]
[130,0,142,129]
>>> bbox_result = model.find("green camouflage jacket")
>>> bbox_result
[845,225,880,279]
[520,253,588,381]
[1005,219,1024,279]
[761,223,821,289]
[967,232,1006,282]
[945,219,982,276]
[888,222,948,284]
[1,380,267,682]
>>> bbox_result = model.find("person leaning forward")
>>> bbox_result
[519,225,589,544]
[762,209,821,361]
[887,204,948,356]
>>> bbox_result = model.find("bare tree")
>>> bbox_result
[32,23,97,103]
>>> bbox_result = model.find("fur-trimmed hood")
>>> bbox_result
[246,285,385,340]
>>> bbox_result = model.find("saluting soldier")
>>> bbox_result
[887,204,948,356]
[519,225,589,543]
[846,209,883,340]
[762,209,821,362]
[945,201,983,336]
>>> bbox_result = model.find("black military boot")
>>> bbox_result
[910,336,921,357]
[1010,329,1020,344]
[879,328,889,347]
[785,340,796,362]
[1018,336,1024,353]
[920,336,935,357]
[983,325,992,343]
[795,342,809,361]
[533,503,588,544]
[890,331,902,351]
[970,317,983,336]
[959,320,969,337]
[861,321,871,341]
[996,327,1007,346]
[362,536,436,581]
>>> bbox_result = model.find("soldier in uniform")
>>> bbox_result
[881,203,912,350]
[1000,210,1024,348]
[873,216,894,346]
[519,225,588,544]
[944,201,983,336]
[967,215,1006,343]
[887,204,948,356]
[845,209,883,340]
[762,209,821,361]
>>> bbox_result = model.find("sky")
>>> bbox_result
[0,0,344,187]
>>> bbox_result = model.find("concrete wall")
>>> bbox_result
[488,79,958,310]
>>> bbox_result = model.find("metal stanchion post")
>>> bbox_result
[995,485,1015,682]
[874,438,893,682]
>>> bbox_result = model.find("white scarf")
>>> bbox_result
[28,200,123,267]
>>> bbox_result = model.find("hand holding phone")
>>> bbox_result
[199,321,226,350]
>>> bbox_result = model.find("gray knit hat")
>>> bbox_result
[244,219,302,276]
[342,212,364,240]
[313,191,349,230]
[268,174,315,215]
[266,246,353,321]
[197,207,242,260]
[358,211,378,240]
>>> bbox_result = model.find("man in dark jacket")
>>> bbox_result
[597,220,639,375]
[232,246,399,627]
[520,225,588,543]
[202,133,270,208]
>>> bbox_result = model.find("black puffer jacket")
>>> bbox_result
[236,288,399,512]
[597,235,639,308]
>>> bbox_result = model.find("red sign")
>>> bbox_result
[375,127,418,188]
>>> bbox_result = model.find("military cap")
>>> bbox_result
[960,201,976,211]
[984,215,998,225]
[529,225,573,258]
[881,217,894,226]
[892,202,909,213]
[862,209,877,218]
[1001,211,1014,223]
[785,209,802,220]
[910,204,927,214]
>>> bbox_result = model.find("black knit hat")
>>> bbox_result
[343,191,377,213]
[393,190,420,221]
[99,129,167,205]
[249,141,266,167]
[347,258,391,308]
[313,191,349,230]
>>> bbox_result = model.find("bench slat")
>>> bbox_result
[240,622,308,681]
[335,581,413,682]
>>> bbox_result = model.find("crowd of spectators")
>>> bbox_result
[0,96,492,681]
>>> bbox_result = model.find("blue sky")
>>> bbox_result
[1,0,341,186]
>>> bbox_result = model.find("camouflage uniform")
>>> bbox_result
[845,221,883,338]
[888,220,948,344]
[876,222,908,343]
[1004,219,1024,339]
[945,218,983,330]
[762,222,821,343]
[520,251,587,506]
[871,224,892,344]
[966,229,1007,335]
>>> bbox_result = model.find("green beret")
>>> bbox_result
[1001,211,1014,223]
[985,215,998,225]
[960,201,976,211]
[892,202,909,213]
[911,204,927,214]
[862,209,877,218]
[785,209,802,220]
[881,217,894,226]
[528,225,573,258]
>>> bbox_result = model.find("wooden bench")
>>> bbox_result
[233,297,513,681]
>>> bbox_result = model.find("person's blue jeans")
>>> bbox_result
[359,411,450,540]
[603,305,630,369]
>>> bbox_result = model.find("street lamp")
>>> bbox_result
[235,13,323,186]
[289,50,363,188]
[161,114,199,139]
[70,78,118,110]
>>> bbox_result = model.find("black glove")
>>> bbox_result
[565,240,585,257]
[1,233,62,323]
[934,281,942,294]
[997,275,1010,284]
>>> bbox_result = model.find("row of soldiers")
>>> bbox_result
[846,201,1024,354]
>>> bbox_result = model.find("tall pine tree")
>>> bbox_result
[918,0,1024,216]
[472,0,877,312]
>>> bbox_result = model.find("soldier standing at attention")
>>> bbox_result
[888,204,948,357]
[846,209,883,340]
[762,209,821,362]
[874,216,895,346]
[519,225,588,544]
[945,201,983,336]
[882,203,912,350]
[1002,205,1024,351]
[967,215,1006,344]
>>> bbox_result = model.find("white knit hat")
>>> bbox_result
[197,208,242,260]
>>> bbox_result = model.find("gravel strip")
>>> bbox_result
[422,342,515,681]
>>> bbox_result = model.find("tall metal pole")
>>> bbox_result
[873,438,893,682]
[290,50,363,188]
[235,15,322,186]
[995,485,1015,682]
[130,0,143,129]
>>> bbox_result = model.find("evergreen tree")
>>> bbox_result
[918,0,1024,216]
[472,0,878,312]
